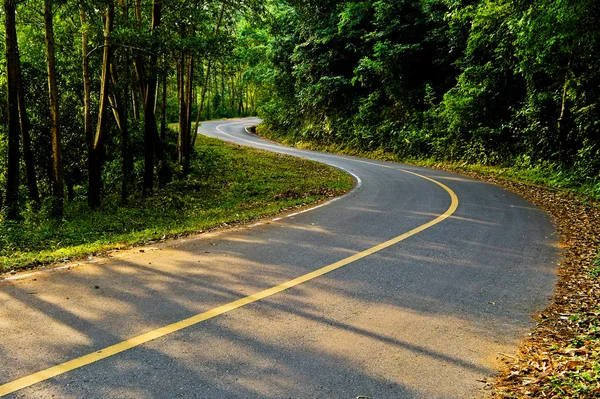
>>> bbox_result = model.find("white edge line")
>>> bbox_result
[3,264,77,282]
[216,121,363,217]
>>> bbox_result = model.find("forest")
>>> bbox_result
[0,0,269,222]
[1,0,599,220]
[259,0,600,199]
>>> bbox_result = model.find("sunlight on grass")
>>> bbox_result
[0,135,353,272]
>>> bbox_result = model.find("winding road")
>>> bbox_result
[0,118,558,398]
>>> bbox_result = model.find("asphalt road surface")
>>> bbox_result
[0,118,558,398]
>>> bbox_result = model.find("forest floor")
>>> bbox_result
[255,127,600,398]
[0,134,353,274]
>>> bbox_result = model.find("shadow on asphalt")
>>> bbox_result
[0,143,558,398]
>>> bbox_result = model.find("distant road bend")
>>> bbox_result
[0,117,557,398]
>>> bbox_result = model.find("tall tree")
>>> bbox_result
[4,0,21,219]
[15,41,39,205]
[177,38,194,177]
[112,0,133,203]
[88,1,115,208]
[192,0,226,146]
[80,5,93,194]
[135,0,163,195]
[43,0,64,217]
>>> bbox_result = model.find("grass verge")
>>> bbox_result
[255,125,600,398]
[0,133,353,274]
[256,127,600,202]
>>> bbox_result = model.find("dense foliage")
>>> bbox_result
[2,0,600,225]
[258,0,600,196]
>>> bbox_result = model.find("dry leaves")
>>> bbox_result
[433,168,600,398]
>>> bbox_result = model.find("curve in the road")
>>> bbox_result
[0,118,558,399]
[0,124,458,397]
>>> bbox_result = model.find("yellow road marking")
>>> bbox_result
[0,169,458,397]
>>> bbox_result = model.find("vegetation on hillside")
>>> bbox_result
[2,0,598,226]
[257,0,600,200]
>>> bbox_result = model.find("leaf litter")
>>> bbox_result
[435,169,600,398]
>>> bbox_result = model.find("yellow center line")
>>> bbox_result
[0,169,458,397]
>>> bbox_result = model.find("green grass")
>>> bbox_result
[542,317,600,397]
[588,254,600,279]
[406,159,600,201]
[0,134,353,272]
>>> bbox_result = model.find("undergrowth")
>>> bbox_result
[257,127,600,202]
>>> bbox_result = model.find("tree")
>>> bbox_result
[4,0,21,219]
[43,0,64,217]
[88,1,114,208]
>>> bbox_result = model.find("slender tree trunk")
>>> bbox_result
[161,72,167,141]
[134,0,141,27]
[131,87,140,121]
[220,64,225,112]
[141,0,163,195]
[16,52,39,205]
[80,8,92,149]
[175,46,195,178]
[136,0,166,196]
[206,79,211,120]
[88,1,114,208]
[80,7,94,205]
[154,78,159,115]
[177,49,195,177]
[4,0,21,219]
[192,1,226,146]
[5,0,40,206]
[108,61,131,203]
[183,56,194,176]
[44,0,64,217]
[177,52,185,168]
[119,0,133,202]
[558,59,571,130]
[557,58,572,164]
[230,75,235,113]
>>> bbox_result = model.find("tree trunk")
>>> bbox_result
[80,8,92,151]
[131,87,140,121]
[230,74,235,113]
[4,0,21,220]
[88,1,114,209]
[134,0,141,28]
[16,49,39,205]
[177,52,185,168]
[161,72,167,141]
[220,64,225,112]
[183,56,194,176]
[80,7,94,205]
[108,62,131,203]
[141,0,163,195]
[44,0,64,217]
[192,1,226,146]
[557,58,572,165]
